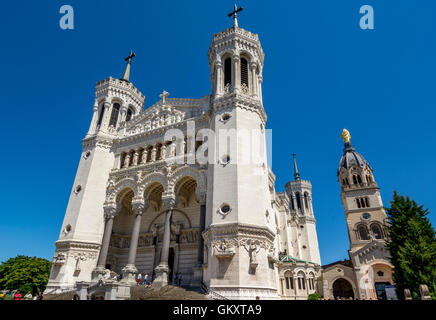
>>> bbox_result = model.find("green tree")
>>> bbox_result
[385,191,436,300]
[0,255,51,295]
[308,293,321,300]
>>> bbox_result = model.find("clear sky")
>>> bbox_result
[0,0,435,265]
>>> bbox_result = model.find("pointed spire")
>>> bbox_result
[293,153,300,181]
[121,50,136,82]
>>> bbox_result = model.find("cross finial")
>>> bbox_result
[160,90,169,104]
[121,50,136,82]
[228,4,243,27]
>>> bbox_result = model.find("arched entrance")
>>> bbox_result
[333,278,354,299]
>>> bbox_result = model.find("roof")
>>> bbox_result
[280,255,318,265]
[338,142,369,171]
[321,259,353,270]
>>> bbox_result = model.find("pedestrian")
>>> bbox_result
[178,272,182,286]
[24,291,32,300]
[37,292,44,300]
[137,272,142,285]
[72,294,80,300]
[173,273,178,286]
[14,291,22,300]
[142,273,149,286]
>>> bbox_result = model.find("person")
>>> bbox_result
[145,273,151,287]
[37,292,44,300]
[14,291,22,300]
[173,273,178,286]
[24,292,32,300]
[137,272,142,285]
[72,294,80,300]
[255,296,260,300]
[142,273,148,286]
[178,272,182,286]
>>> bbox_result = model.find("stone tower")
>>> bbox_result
[45,58,145,293]
[202,7,279,299]
[337,129,393,299]
[284,154,321,265]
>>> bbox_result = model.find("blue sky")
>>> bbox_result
[0,0,435,265]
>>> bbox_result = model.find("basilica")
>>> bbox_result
[45,8,394,300]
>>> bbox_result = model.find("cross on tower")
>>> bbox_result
[121,50,136,82]
[125,50,136,63]
[228,4,243,27]
[160,90,169,104]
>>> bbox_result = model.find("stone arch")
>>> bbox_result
[169,166,206,195]
[147,208,192,232]
[107,178,138,204]
[332,277,355,299]
[139,172,168,197]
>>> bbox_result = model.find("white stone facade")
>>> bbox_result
[45,21,322,300]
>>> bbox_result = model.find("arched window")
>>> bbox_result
[304,192,309,209]
[295,192,301,210]
[120,152,126,169]
[357,175,362,184]
[126,108,134,122]
[137,148,144,165]
[356,198,362,208]
[240,57,249,88]
[109,103,120,127]
[128,150,135,167]
[97,104,105,126]
[371,224,383,239]
[146,146,153,163]
[297,273,306,290]
[357,225,369,240]
[290,196,295,210]
[353,175,358,184]
[224,57,232,87]
[365,197,370,208]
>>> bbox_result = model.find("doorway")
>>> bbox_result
[375,282,390,300]
[332,278,354,299]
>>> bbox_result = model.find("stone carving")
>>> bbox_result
[52,252,66,265]
[213,238,236,259]
[180,229,198,243]
[419,284,432,300]
[244,239,261,270]
[404,289,413,300]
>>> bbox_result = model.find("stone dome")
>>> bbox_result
[339,142,369,170]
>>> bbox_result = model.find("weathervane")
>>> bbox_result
[228,4,243,27]
[121,50,136,82]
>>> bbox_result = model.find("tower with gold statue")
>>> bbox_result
[336,129,394,300]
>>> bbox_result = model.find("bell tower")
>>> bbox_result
[45,54,145,293]
[203,5,279,300]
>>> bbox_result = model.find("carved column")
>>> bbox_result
[93,206,117,279]
[161,145,167,160]
[132,150,138,166]
[216,61,223,96]
[232,54,240,93]
[191,192,206,286]
[152,195,176,288]
[101,101,112,130]
[250,62,258,97]
[196,192,207,266]
[151,147,157,162]
[121,200,148,283]
[86,103,99,136]
[142,149,148,164]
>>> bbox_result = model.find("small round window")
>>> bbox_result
[219,204,231,216]
[362,213,371,220]
[221,155,230,164]
[64,224,72,234]
[75,185,82,194]
[221,113,231,121]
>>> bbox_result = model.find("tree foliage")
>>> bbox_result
[308,293,321,300]
[0,255,51,295]
[385,191,436,300]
